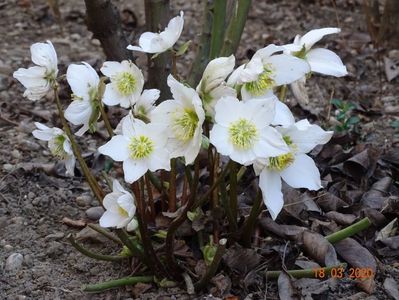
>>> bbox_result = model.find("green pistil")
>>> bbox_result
[115,72,136,96]
[49,135,68,159]
[245,68,275,96]
[173,108,199,142]
[128,135,154,159]
[283,135,293,146]
[118,206,129,217]
[229,118,258,150]
[293,45,307,59]
[268,152,294,171]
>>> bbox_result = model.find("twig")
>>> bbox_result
[326,217,371,244]
[194,238,227,291]
[67,234,125,262]
[82,276,154,292]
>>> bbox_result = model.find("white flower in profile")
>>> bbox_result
[227,44,310,99]
[99,179,138,230]
[196,55,236,119]
[13,41,58,101]
[151,75,205,164]
[254,119,333,220]
[32,122,75,176]
[64,62,100,136]
[209,96,289,166]
[100,60,144,108]
[283,28,347,77]
[127,11,184,54]
[99,115,170,183]
[133,89,160,121]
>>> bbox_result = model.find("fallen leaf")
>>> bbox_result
[343,148,380,182]
[132,282,152,299]
[278,271,299,300]
[210,274,232,297]
[384,56,399,82]
[61,217,86,228]
[376,218,398,241]
[316,192,348,212]
[325,212,357,226]
[302,231,339,266]
[383,277,399,300]
[259,218,306,241]
[362,177,392,209]
[223,244,262,274]
[294,278,337,299]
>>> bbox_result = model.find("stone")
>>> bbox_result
[46,241,64,258]
[44,232,65,241]
[5,253,23,272]
[85,206,104,221]
[76,195,92,207]
[4,244,13,251]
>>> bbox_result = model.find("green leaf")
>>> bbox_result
[391,120,399,129]
[175,40,192,57]
[331,98,343,108]
[347,116,360,125]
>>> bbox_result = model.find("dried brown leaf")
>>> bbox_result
[223,244,262,274]
[383,277,399,300]
[259,218,306,241]
[343,148,380,181]
[278,271,299,300]
[302,231,339,266]
[316,192,348,212]
[326,211,357,226]
[61,217,86,228]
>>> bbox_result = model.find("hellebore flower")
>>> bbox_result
[196,55,236,119]
[99,179,138,230]
[99,115,170,183]
[133,89,160,121]
[13,41,58,101]
[254,119,333,220]
[100,60,144,108]
[209,96,289,166]
[64,62,100,136]
[283,28,347,77]
[32,122,75,176]
[127,11,184,54]
[227,44,310,99]
[151,75,205,164]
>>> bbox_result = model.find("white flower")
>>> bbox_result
[64,62,100,136]
[209,96,289,166]
[151,75,205,164]
[196,55,236,119]
[283,28,347,77]
[127,11,184,54]
[99,179,137,229]
[100,60,144,108]
[254,119,333,220]
[32,122,75,176]
[227,44,310,99]
[133,89,160,121]
[13,41,58,101]
[99,115,170,183]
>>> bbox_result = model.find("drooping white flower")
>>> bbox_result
[99,115,170,183]
[196,55,236,119]
[127,11,184,54]
[32,122,75,176]
[254,119,333,220]
[100,60,144,108]
[151,75,205,164]
[227,44,310,99]
[64,62,100,136]
[283,28,347,77]
[209,96,289,166]
[13,41,58,101]
[133,89,160,121]
[99,179,137,230]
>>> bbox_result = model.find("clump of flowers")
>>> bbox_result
[14,9,346,292]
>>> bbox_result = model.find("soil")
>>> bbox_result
[1,0,398,299]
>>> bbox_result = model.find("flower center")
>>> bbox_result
[115,72,136,96]
[48,135,68,159]
[128,135,154,159]
[172,108,199,142]
[229,118,258,150]
[293,45,307,59]
[118,206,129,217]
[268,152,295,171]
[245,67,275,96]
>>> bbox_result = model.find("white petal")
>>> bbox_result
[253,44,285,60]
[198,55,235,92]
[254,126,290,157]
[280,153,322,190]
[64,99,92,126]
[138,32,168,54]
[230,148,257,166]
[272,100,295,127]
[103,84,122,106]
[241,86,274,101]
[13,66,47,88]
[67,63,99,100]
[227,64,246,86]
[63,139,73,155]
[123,158,148,183]
[99,135,130,161]
[112,179,127,194]
[213,96,241,126]
[300,28,341,50]
[147,147,171,171]
[159,11,184,49]
[280,119,333,153]
[306,48,348,77]
[267,54,310,86]
[31,41,58,70]
[75,123,90,137]
[99,211,120,228]
[127,219,139,231]
[32,128,53,141]
[209,124,234,156]
[259,169,283,220]
[100,61,125,78]
[139,89,160,106]
[117,193,136,217]
[64,156,76,176]
[103,192,120,210]
[246,97,276,127]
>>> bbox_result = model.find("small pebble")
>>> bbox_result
[3,163,14,172]
[44,232,65,241]
[11,149,21,159]
[5,253,23,272]
[85,206,104,221]
[76,195,92,207]
[4,244,13,251]
[27,192,35,200]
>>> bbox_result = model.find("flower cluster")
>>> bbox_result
[14,10,346,225]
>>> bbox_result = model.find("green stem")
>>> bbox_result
[279,84,288,102]
[87,224,123,245]
[169,158,177,212]
[220,0,252,56]
[67,234,125,262]
[53,86,104,203]
[188,0,213,86]
[239,189,262,247]
[209,0,227,58]
[114,229,145,261]
[265,263,347,280]
[220,175,236,232]
[97,78,113,138]
[82,276,154,292]
[326,217,371,244]
[229,161,238,229]
[194,238,227,291]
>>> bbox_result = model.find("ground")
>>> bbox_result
[1,0,398,299]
